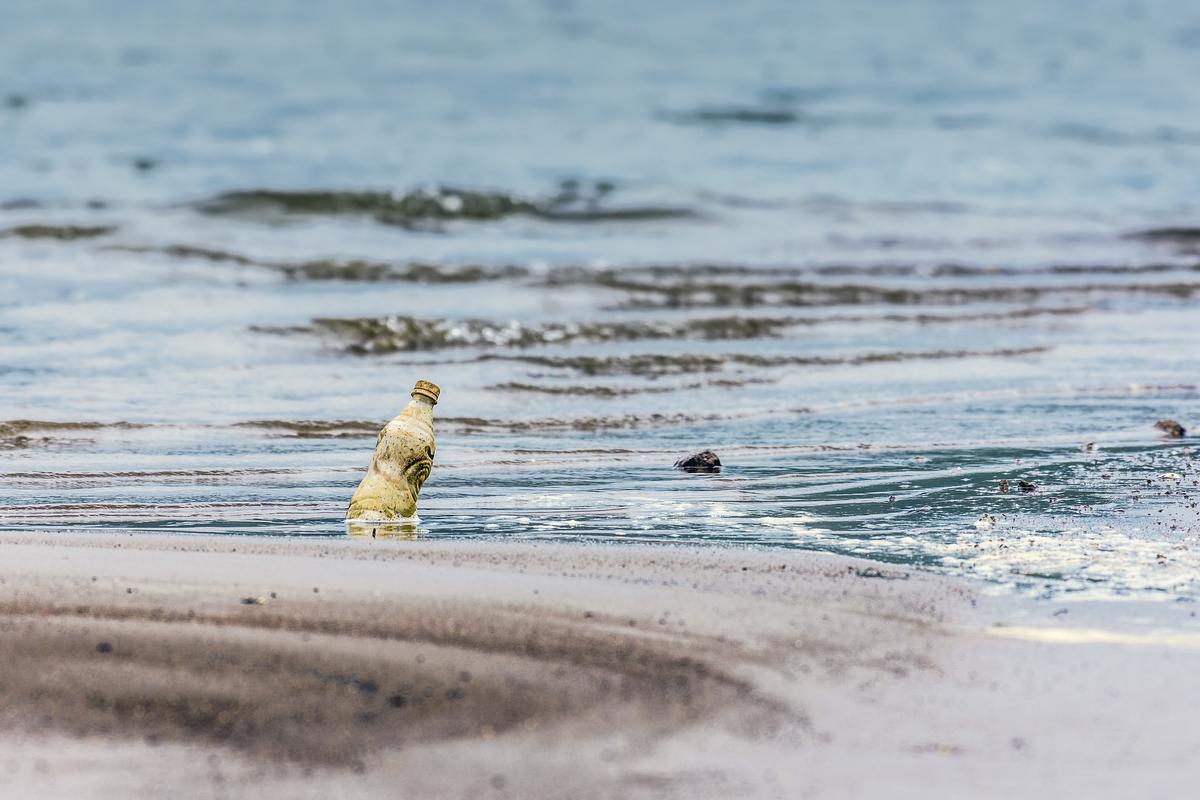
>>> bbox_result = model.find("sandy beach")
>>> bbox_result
[6,1,1200,797]
[0,531,1196,799]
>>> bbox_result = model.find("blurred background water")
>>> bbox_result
[1,0,1198,600]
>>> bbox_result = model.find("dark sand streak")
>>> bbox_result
[5,533,1196,798]
[0,596,790,768]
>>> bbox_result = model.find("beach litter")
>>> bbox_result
[347,380,440,521]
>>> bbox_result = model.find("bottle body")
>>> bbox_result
[346,381,439,520]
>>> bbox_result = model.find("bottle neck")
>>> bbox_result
[401,394,435,426]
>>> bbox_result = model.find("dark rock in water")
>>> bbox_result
[998,479,1010,494]
[674,450,721,473]
[1017,480,1037,493]
[1154,419,1187,438]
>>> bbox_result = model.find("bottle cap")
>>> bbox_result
[411,380,440,404]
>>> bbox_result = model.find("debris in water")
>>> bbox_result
[1154,419,1187,438]
[674,450,722,473]
[347,381,440,520]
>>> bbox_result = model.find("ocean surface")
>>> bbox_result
[2,0,1199,601]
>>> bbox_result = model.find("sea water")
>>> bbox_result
[1,0,1199,601]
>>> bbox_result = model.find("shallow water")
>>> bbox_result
[2,0,1199,601]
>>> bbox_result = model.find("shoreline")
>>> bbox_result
[1,530,1198,798]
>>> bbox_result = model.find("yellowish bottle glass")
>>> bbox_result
[346,380,439,521]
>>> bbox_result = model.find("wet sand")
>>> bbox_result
[1,532,1197,799]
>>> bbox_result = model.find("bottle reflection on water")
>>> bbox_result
[345,517,420,540]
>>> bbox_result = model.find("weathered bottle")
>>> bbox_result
[346,380,439,520]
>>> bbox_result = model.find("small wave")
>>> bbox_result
[108,244,532,283]
[0,224,115,241]
[0,420,145,433]
[546,263,1197,282]
[439,413,725,432]
[198,187,537,221]
[235,415,723,435]
[490,376,776,397]
[3,467,303,479]
[660,106,891,130]
[234,420,380,438]
[0,198,42,211]
[265,308,1085,355]
[695,191,972,216]
[1125,227,1200,255]
[196,183,693,227]
[1047,122,1200,147]
[281,315,805,354]
[99,245,1200,287]
[490,382,681,398]
[106,244,259,265]
[484,346,1049,377]
[601,276,1200,309]
[0,420,145,449]
[660,106,802,126]
[275,261,529,283]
